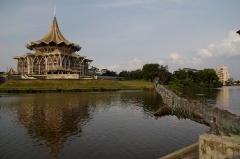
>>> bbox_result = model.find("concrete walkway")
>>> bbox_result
[159,143,199,159]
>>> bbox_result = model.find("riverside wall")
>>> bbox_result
[199,134,240,159]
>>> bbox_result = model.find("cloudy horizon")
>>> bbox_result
[1,0,240,79]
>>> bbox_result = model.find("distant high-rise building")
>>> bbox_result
[216,66,229,85]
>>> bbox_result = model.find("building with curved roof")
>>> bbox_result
[12,16,92,78]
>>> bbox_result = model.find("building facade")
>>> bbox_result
[216,66,229,85]
[12,16,92,78]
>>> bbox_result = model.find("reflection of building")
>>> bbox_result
[12,15,92,78]
[216,87,229,109]
[216,66,229,85]
[16,94,92,158]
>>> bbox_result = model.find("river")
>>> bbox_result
[0,86,239,159]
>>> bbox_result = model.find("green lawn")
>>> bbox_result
[118,81,154,89]
[0,79,154,92]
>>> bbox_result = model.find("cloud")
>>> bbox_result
[197,31,240,58]
[99,65,120,71]
[99,65,106,70]
[197,48,213,58]
[170,52,181,60]
[158,31,240,69]
[127,58,142,69]
[128,58,141,64]
[166,31,240,68]
[159,52,203,67]
[185,57,203,65]
[108,65,120,71]
[158,60,165,65]
[170,52,185,65]
[98,58,142,73]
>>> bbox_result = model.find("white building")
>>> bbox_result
[216,66,229,85]
[12,15,93,79]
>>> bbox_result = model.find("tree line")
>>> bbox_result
[119,63,223,88]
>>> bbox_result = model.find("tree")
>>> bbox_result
[176,69,188,80]
[202,69,221,88]
[104,70,117,76]
[90,66,99,75]
[236,80,240,85]
[226,78,234,86]
[157,65,172,85]
[119,70,128,78]
[142,63,160,82]
[119,69,143,80]
[192,69,221,88]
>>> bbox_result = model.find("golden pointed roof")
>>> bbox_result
[3,67,17,75]
[39,17,70,44]
[26,16,81,52]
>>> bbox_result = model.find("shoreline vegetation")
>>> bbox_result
[0,79,154,93]
[119,64,224,88]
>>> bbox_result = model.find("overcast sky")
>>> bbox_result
[0,0,240,79]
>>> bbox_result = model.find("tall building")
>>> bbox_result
[12,16,92,78]
[216,66,229,85]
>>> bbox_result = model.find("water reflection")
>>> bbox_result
[176,88,220,106]
[216,87,229,109]
[1,88,239,159]
[177,87,240,114]
[15,93,93,158]
[120,90,162,111]
[0,91,162,158]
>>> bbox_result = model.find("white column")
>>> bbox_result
[27,57,30,74]
[16,59,19,74]
[22,60,24,75]
[60,56,62,67]
[32,61,34,74]
[68,58,70,68]
[45,57,48,70]
[64,59,66,69]
[51,57,54,69]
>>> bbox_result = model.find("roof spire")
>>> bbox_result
[54,6,56,17]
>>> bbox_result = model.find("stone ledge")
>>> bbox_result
[199,134,240,159]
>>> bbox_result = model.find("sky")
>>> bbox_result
[0,0,240,79]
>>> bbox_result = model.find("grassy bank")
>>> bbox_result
[0,79,154,93]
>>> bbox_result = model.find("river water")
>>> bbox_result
[0,86,239,159]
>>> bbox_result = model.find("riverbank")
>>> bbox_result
[0,79,154,93]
